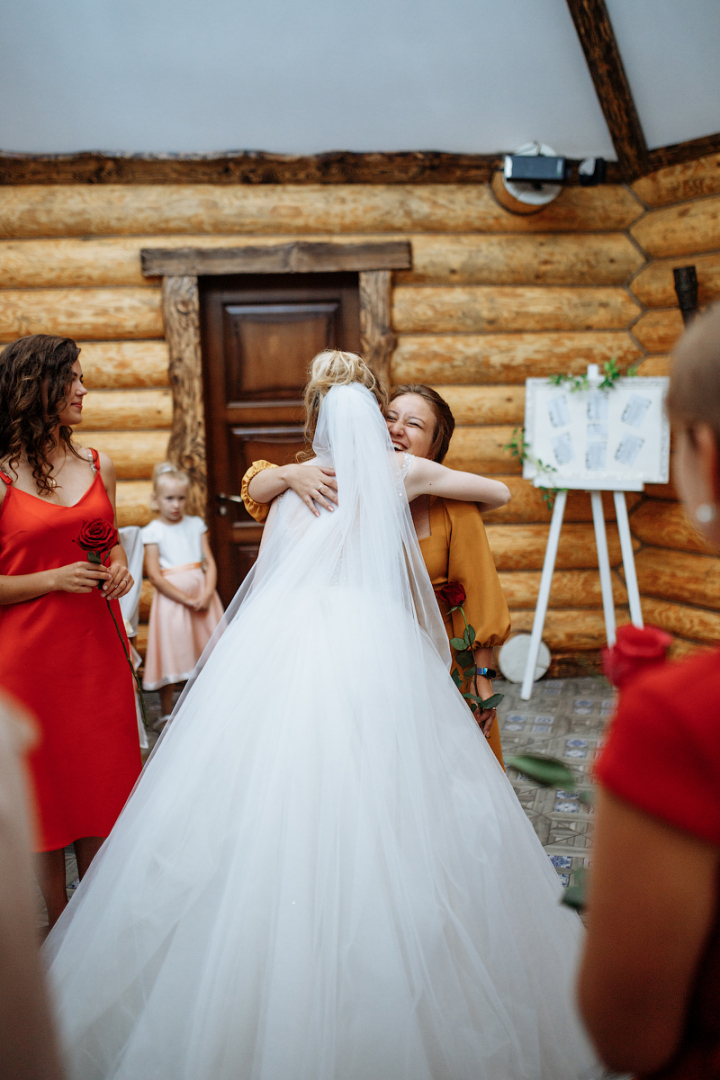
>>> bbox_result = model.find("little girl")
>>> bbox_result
[142,463,224,728]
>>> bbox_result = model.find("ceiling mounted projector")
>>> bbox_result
[502,142,565,206]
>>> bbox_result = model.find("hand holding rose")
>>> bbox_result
[75,519,133,600]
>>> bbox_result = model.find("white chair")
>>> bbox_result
[118,527,148,750]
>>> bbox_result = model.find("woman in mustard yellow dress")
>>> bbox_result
[242,383,510,767]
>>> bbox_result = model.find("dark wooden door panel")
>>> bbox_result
[200,272,360,605]
[224,303,339,400]
[228,426,306,522]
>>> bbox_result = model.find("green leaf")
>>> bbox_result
[561,885,586,912]
[479,694,504,710]
[467,625,476,644]
[450,637,467,651]
[505,753,576,790]
[463,667,476,679]
[463,693,481,703]
[450,669,462,688]
[455,650,474,669]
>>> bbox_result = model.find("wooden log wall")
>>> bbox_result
[2,163,720,666]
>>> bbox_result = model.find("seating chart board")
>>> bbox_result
[523,377,670,492]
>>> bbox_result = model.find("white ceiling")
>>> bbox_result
[605,0,720,151]
[0,0,716,160]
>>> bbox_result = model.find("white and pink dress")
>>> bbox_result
[141,516,223,691]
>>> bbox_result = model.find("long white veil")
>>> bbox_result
[45,385,601,1080]
[170,382,450,724]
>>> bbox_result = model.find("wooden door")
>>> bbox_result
[200,273,360,605]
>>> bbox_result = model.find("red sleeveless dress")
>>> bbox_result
[0,451,141,851]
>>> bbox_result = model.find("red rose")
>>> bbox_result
[435,581,467,609]
[76,518,118,557]
[602,624,673,689]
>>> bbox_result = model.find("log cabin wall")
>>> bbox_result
[1,161,719,666]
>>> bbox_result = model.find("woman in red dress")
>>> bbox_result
[578,305,720,1078]
[0,335,141,927]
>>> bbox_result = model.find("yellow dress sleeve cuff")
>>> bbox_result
[240,460,279,524]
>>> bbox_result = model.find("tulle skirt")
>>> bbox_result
[142,564,224,690]
[45,584,601,1080]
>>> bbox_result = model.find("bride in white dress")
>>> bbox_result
[45,351,601,1080]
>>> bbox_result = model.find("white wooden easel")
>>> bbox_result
[520,367,645,701]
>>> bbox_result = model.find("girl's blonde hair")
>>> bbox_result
[302,350,386,451]
[150,461,190,511]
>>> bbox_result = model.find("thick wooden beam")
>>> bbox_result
[510,607,630,651]
[430,385,525,426]
[444,427,520,475]
[485,522,633,572]
[482,479,641,524]
[634,547,720,611]
[77,341,170,389]
[80,388,173,432]
[565,0,649,179]
[0,287,162,342]
[646,134,720,177]
[632,309,684,353]
[633,153,720,209]
[0,184,642,240]
[630,499,714,554]
[76,431,169,480]
[142,240,411,278]
[401,232,644,287]
[0,149,623,186]
[359,270,395,392]
[0,231,643,290]
[631,195,720,258]
[116,480,153,528]
[161,276,207,516]
[631,252,720,309]
[641,597,720,647]
[392,331,642,385]
[499,568,628,609]
[392,285,640,334]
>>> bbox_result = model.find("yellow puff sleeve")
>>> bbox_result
[240,460,279,524]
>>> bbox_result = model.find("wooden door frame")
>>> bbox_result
[142,239,411,515]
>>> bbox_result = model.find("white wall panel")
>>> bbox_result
[0,0,615,157]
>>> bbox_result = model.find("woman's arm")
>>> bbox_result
[0,563,111,605]
[247,463,338,517]
[143,545,193,607]
[96,450,132,600]
[578,787,719,1075]
[405,458,510,512]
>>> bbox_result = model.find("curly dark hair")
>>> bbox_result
[0,334,82,495]
[388,384,456,462]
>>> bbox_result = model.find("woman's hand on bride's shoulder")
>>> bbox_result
[405,458,510,512]
[283,464,338,517]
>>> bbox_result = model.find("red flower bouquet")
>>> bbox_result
[602,623,673,689]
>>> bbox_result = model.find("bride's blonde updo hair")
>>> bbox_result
[302,350,387,449]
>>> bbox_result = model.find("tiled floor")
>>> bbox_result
[497,674,615,890]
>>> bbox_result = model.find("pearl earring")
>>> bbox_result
[696,503,716,524]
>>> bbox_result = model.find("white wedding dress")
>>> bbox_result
[45,384,601,1080]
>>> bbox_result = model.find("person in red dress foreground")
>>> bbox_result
[0,335,141,928]
[579,304,720,1078]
